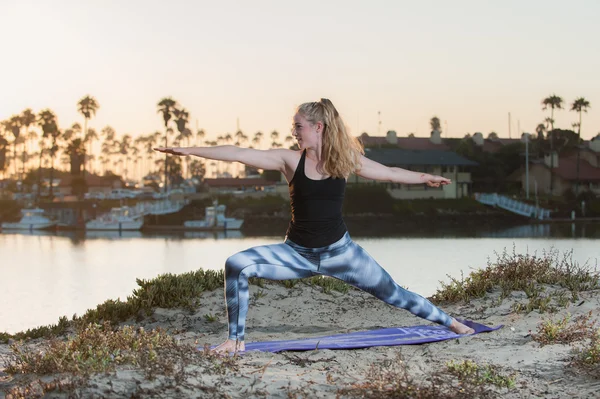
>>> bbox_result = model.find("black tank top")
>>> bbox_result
[285,150,347,248]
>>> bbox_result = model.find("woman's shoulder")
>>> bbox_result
[272,148,303,163]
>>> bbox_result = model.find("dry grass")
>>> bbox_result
[336,353,509,398]
[531,311,597,346]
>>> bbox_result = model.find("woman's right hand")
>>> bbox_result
[153,147,191,156]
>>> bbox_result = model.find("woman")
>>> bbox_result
[155,98,475,354]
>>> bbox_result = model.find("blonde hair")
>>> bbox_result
[296,98,364,178]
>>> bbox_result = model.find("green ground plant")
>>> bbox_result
[431,247,599,313]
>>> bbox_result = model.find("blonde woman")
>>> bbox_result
[155,98,474,354]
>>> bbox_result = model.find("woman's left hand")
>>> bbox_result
[425,175,452,187]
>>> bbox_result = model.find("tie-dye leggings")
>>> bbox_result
[224,232,453,341]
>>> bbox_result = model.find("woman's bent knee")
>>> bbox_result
[225,252,249,276]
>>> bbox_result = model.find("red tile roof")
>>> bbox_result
[554,157,600,181]
[358,134,450,151]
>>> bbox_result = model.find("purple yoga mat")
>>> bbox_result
[237,320,501,353]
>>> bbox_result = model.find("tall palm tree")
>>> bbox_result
[37,109,60,198]
[26,129,38,174]
[542,95,563,131]
[285,135,294,148]
[102,126,120,175]
[84,127,99,173]
[119,135,132,180]
[157,97,178,191]
[173,108,191,180]
[196,128,205,146]
[270,130,279,148]
[20,109,36,178]
[541,94,563,194]
[6,116,21,179]
[253,131,263,149]
[235,130,244,145]
[64,138,86,176]
[571,97,591,194]
[0,133,8,179]
[77,95,100,173]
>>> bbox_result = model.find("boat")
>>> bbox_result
[1,208,57,231]
[85,207,143,231]
[184,201,244,230]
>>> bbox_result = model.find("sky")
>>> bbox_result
[1,0,599,144]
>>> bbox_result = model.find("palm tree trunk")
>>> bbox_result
[13,144,17,177]
[83,118,88,175]
[549,108,555,195]
[164,126,168,193]
[576,110,582,195]
[49,157,54,198]
[21,140,26,183]
[37,149,43,200]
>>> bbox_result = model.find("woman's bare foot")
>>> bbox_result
[212,339,245,354]
[449,319,475,335]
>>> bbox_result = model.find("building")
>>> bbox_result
[515,154,600,197]
[510,136,600,196]
[53,174,124,197]
[357,131,477,199]
[354,148,477,199]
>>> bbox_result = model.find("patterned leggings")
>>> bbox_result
[224,232,453,341]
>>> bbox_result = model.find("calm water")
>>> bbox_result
[1,223,599,334]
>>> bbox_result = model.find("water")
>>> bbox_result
[1,224,599,334]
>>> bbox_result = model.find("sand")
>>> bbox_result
[2,282,600,398]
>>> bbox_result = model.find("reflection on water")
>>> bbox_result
[0,229,246,242]
[1,222,598,334]
[1,222,599,241]
[182,230,243,239]
[85,230,144,239]
[478,223,600,239]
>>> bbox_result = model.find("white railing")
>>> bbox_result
[474,193,551,220]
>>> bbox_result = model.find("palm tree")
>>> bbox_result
[535,123,546,140]
[235,130,244,146]
[84,127,99,174]
[37,109,60,198]
[270,130,279,148]
[173,108,191,179]
[0,133,8,179]
[64,138,86,176]
[20,109,36,178]
[541,94,563,194]
[77,95,100,173]
[571,97,591,194]
[157,97,178,192]
[285,135,294,148]
[7,115,22,178]
[119,135,132,179]
[196,128,205,146]
[253,131,263,149]
[429,116,441,134]
[26,129,38,175]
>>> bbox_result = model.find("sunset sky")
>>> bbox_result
[1,0,598,143]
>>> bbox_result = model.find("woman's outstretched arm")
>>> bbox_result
[154,145,292,172]
[356,155,451,186]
